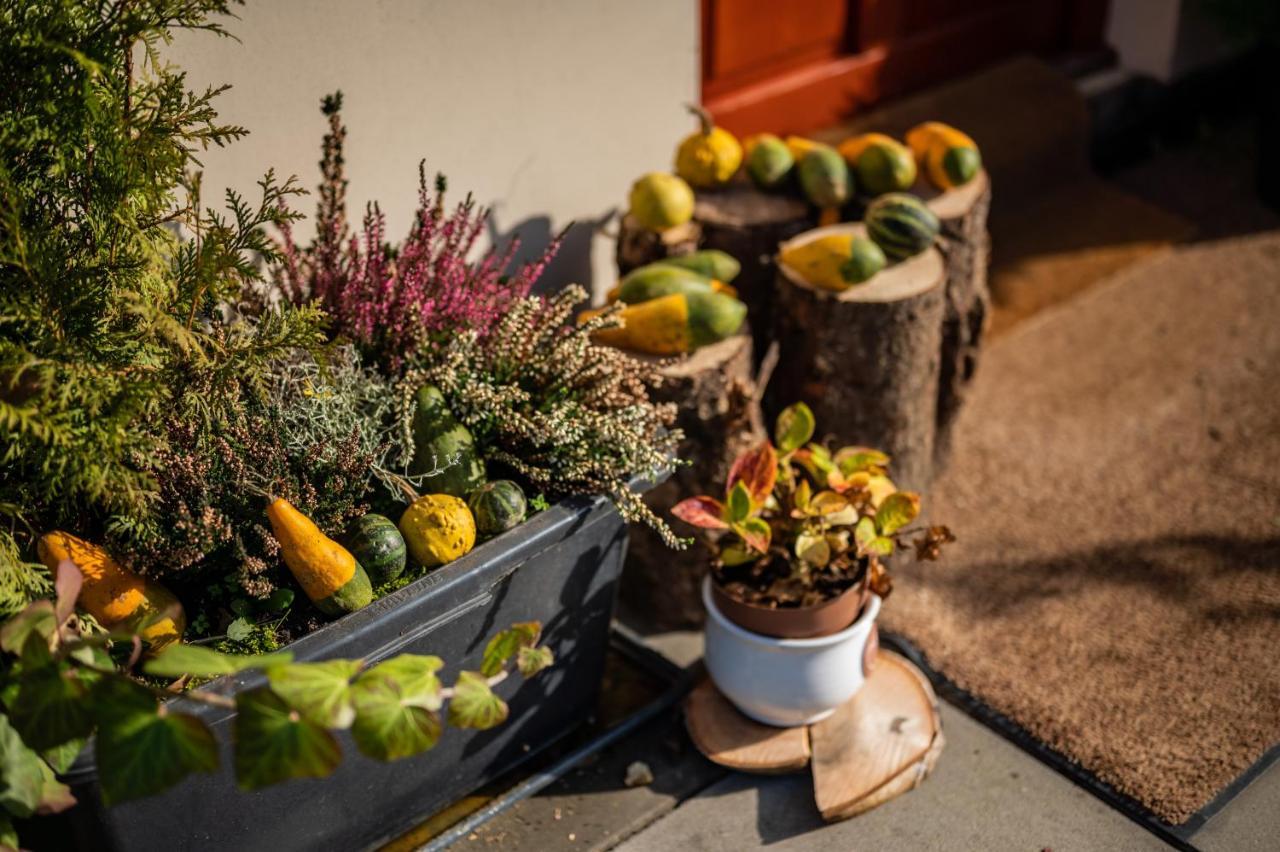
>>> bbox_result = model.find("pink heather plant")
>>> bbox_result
[275,92,565,372]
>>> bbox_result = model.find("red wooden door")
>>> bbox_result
[702,0,1108,135]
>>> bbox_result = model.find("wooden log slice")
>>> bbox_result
[615,214,702,276]
[695,183,814,363]
[617,333,764,630]
[684,678,812,774]
[810,649,944,822]
[772,225,946,493]
[920,171,992,472]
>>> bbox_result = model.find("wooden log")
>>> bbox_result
[617,333,764,630]
[810,650,944,822]
[695,183,813,360]
[921,171,992,471]
[772,225,946,493]
[614,214,701,276]
[684,679,812,774]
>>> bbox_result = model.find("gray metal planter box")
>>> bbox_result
[60,491,632,851]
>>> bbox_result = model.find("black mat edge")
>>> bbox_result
[881,631,1278,851]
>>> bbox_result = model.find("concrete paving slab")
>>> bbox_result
[615,703,1171,852]
[462,708,726,851]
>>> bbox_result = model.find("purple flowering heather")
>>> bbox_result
[276,92,564,372]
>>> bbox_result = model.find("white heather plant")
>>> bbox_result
[407,286,684,546]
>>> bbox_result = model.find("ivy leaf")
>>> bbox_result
[265,660,362,729]
[145,644,294,679]
[867,474,897,507]
[810,491,850,517]
[725,481,753,524]
[94,678,219,805]
[733,517,772,553]
[233,687,340,791]
[875,492,920,536]
[516,645,554,677]
[354,655,443,711]
[53,560,82,627]
[671,496,729,530]
[775,403,815,453]
[41,738,86,775]
[480,623,541,678]
[0,601,55,656]
[447,672,508,730]
[349,657,446,761]
[0,813,16,850]
[854,515,896,558]
[727,442,778,504]
[7,663,96,751]
[225,617,254,642]
[35,760,75,815]
[0,714,44,819]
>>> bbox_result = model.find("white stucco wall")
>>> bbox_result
[171,0,698,297]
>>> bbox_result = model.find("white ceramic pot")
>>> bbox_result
[702,578,881,727]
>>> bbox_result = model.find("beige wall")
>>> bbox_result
[172,0,698,297]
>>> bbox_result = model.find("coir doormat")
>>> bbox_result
[881,231,1280,828]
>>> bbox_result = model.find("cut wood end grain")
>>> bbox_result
[684,678,812,774]
[778,223,945,304]
[809,650,944,822]
[917,169,989,221]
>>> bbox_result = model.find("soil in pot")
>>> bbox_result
[711,553,870,639]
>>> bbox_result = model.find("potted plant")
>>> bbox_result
[673,403,953,726]
[0,3,678,848]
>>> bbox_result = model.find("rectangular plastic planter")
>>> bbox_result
[60,490,632,851]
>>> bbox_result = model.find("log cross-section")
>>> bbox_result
[772,224,946,492]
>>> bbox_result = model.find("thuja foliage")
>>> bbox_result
[0,561,552,838]
[0,1,325,593]
[275,93,565,373]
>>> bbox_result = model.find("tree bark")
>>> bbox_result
[618,334,764,630]
[615,214,701,276]
[772,226,946,493]
[695,184,814,361]
[924,170,992,471]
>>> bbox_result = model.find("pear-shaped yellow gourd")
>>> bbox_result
[399,494,476,568]
[675,104,742,189]
[38,531,186,648]
[628,172,695,232]
[906,121,981,190]
[780,234,885,292]
[266,497,372,617]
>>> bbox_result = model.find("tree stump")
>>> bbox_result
[772,225,946,493]
[922,171,992,471]
[615,214,701,276]
[618,334,764,630]
[695,184,814,361]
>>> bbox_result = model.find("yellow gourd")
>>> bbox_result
[905,122,981,190]
[266,497,372,616]
[785,135,825,162]
[37,531,185,647]
[779,234,886,292]
[581,294,692,355]
[675,104,742,189]
[399,494,476,568]
[628,172,695,232]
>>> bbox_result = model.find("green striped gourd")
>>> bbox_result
[468,480,528,537]
[864,193,940,261]
[344,513,407,585]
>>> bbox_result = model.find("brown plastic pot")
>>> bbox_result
[709,579,868,639]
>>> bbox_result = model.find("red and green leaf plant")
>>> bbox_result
[672,403,954,608]
[0,560,553,838]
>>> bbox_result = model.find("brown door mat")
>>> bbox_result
[814,55,1194,335]
[881,230,1280,827]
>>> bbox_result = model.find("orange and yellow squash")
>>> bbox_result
[266,498,372,617]
[37,531,185,647]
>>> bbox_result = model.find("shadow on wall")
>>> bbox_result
[487,210,616,297]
